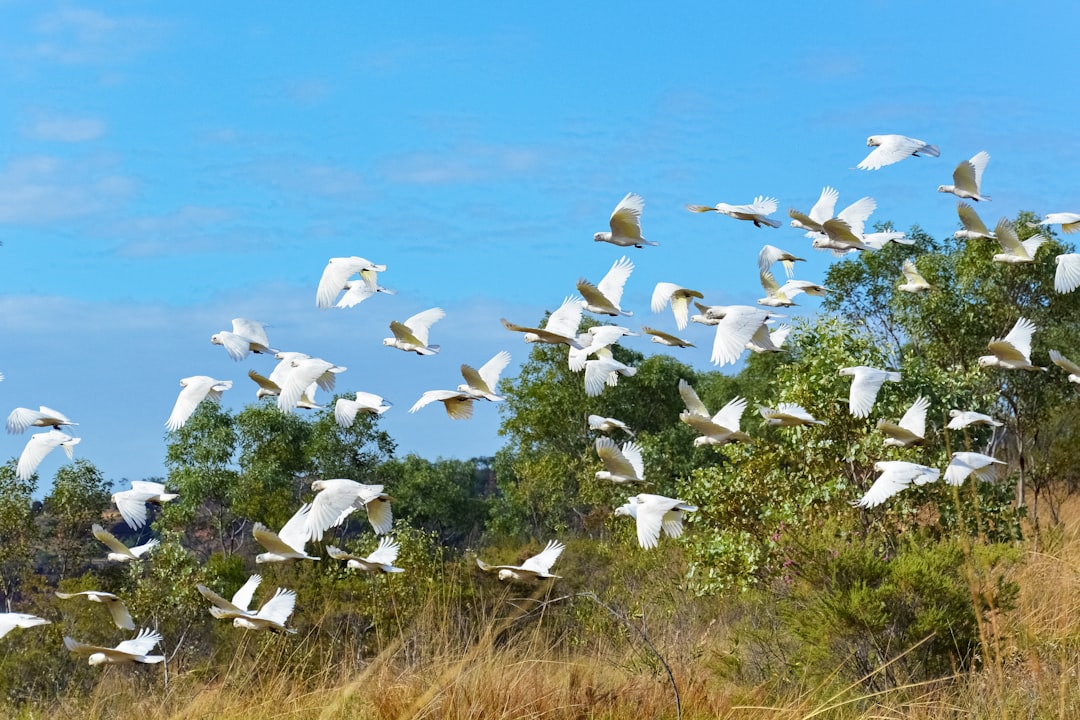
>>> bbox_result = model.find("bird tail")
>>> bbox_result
[918,144,941,158]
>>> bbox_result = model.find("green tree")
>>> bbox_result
[41,459,112,578]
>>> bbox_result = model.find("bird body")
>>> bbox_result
[578,256,634,317]
[938,151,991,201]
[276,357,346,413]
[307,479,394,539]
[686,196,781,228]
[650,282,704,330]
[641,326,694,347]
[55,590,135,630]
[855,461,940,508]
[410,390,475,420]
[502,297,584,347]
[253,504,319,563]
[166,376,232,431]
[898,259,932,293]
[476,539,564,582]
[334,392,392,427]
[614,494,697,550]
[384,308,445,355]
[695,304,774,366]
[595,193,655,247]
[210,318,276,360]
[992,218,1047,264]
[594,437,646,484]
[954,202,995,240]
[17,429,81,480]
[947,410,1002,429]
[1049,350,1080,384]
[857,134,939,170]
[458,350,511,401]
[978,317,1044,370]
[92,524,159,562]
[588,414,634,436]
[758,245,805,279]
[759,403,823,426]
[65,628,164,665]
[0,613,49,640]
[327,537,404,573]
[1033,212,1080,235]
[945,452,1006,485]
[6,406,77,433]
[112,480,178,530]
[316,256,387,308]
[839,366,901,418]
[877,396,929,447]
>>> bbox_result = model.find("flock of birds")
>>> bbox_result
[1,134,1079,667]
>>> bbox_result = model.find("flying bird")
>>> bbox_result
[838,366,901,418]
[55,590,135,630]
[1054,254,1080,294]
[650,283,704,330]
[197,574,263,620]
[614,494,698,550]
[978,317,1044,371]
[877,396,930,447]
[898,259,932,293]
[334,392,392,428]
[383,308,445,355]
[253,504,319,563]
[759,403,823,427]
[686,196,781,228]
[588,415,634,436]
[1031,212,1080,235]
[16,429,81,480]
[947,410,1002,430]
[678,378,750,446]
[641,326,694,348]
[501,297,584,348]
[857,134,939,170]
[758,245,806,279]
[458,350,511,401]
[594,437,646,484]
[789,186,840,235]
[307,479,394,539]
[0,613,49,640]
[594,192,656,248]
[316,256,387,308]
[954,202,995,240]
[938,151,991,201]
[746,323,792,354]
[476,539,564,582]
[166,376,232,431]
[335,267,396,308]
[854,461,940,508]
[326,537,404,573]
[695,304,775,366]
[991,218,1047,264]
[200,577,297,634]
[276,357,346,413]
[1049,350,1080,384]
[410,389,475,420]
[6,406,77,434]
[945,452,1006,485]
[578,256,634,317]
[210,318,276,361]
[584,352,637,397]
[757,271,827,307]
[568,325,637,372]
[92,524,159,562]
[112,481,178,530]
[65,628,164,665]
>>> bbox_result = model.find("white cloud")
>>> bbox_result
[23,114,107,142]
[33,7,167,65]
[380,144,544,185]
[0,155,135,224]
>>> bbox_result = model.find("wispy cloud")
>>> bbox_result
[239,157,368,198]
[23,113,106,142]
[0,155,135,224]
[33,6,167,65]
[379,143,544,185]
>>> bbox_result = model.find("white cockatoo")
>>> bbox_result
[383,308,445,355]
[594,437,646,484]
[594,192,656,248]
[458,351,511,401]
[686,196,781,228]
[757,271,827,307]
[857,134,939,170]
[16,429,81,480]
[276,357,346,413]
[326,537,404,573]
[758,244,806,279]
[1054,254,1080,294]
[992,218,1047,264]
[568,325,636,372]
[947,410,1002,430]
[641,326,694,348]
[166,376,232,431]
[789,186,840,235]
[650,283,704,330]
[614,494,698,550]
[476,539,564,582]
[678,379,750,446]
[316,256,387,308]
[409,390,475,420]
[112,481,178,530]
[898,259,932,293]
[578,256,634,317]
[1049,350,1080,384]
[854,461,940,508]
[200,577,297,634]
[954,202,995,240]
[253,504,319,563]
[0,613,49,640]
[6,406,77,433]
[746,323,792,354]
[210,318,276,361]
[588,415,634,436]
[695,304,775,366]
[860,230,912,250]
[877,396,930,448]
[334,392,392,428]
[335,267,396,308]
[197,574,263,620]
[65,628,164,665]
[1032,212,1080,235]
[583,352,636,397]
[838,366,901,418]
[91,524,158,563]
[306,479,394,539]
[55,590,135,630]
[938,151,991,201]
[502,297,584,348]
[248,351,311,400]
[945,452,1006,485]
[759,403,823,427]
[978,317,1044,371]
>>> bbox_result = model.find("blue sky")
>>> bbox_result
[0,2,1077,489]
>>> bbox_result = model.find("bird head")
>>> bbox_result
[310,480,326,492]
[88,653,108,666]
[497,569,518,582]
[255,552,274,564]
[523,333,540,343]
[977,355,996,368]
[381,338,395,347]
[866,136,880,147]
[936,185,949,193]
[210,333,223,345]
[593,232,609,243]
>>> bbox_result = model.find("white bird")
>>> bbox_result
[588,415,634,436]
[809,197,878,253]
[383,308,445,355]
[458,350,511,401]
[327,537,405,573]
[247,369,321,410]
[789,186,840,235]
[0,613,49,640]
[568,325,637,372]
[277,357,346,413]
[253,504,319,563]
[938,151,991,201]
[1054,254,1080,294]
[65,628,164,665]
[686,196,781,228]
[757,271,827,307]
[978,317,1044,371]
[594,192,656,248]
[6,406,77,434]
[112,481,178,530]
[759,403,823,427]
[860,230,912,250]
[307,479,394,539]
[476,539,564,582]
[679,383,750,447]
[91,524,158,562]
[947,410,1002,430]
[641,326,694,348]
[55,590,135,630]
[166,376,232,431]
[992,218,1048,264]
[614,494,698,550]
[945,452,1006,485]
[17,429,81,481]
[650,282,704,330]
[758,245,806,279]
[854,461,940,508]
[578,256,634,317]
[334,392,392,428]
[746,323,792,354]
[857,134,939,170]
[594,437,646,484]
[200,577,297,634]
[1049,350,1080,384]
[316,256,387,308]
[584,352,637,397]
[1031,212,1080,235]
[954,202,995,240]
[410,390,475,420]
[335,267,396,308]
[501,297,584,348]
[197,574,262,618]
[210,318,276,361]
[877,396,930,448]
[838,366,901,418]
[695,304,774,366]
[898,258,932,293]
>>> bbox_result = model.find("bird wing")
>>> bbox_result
[254,588,297,627]
[230,574,262,612]
[105,598,135,630]
[963,151,990,193]
[130,538,159,558]
[809,186,840,224]
[113,628,162,658]
[620,441,645,479]
[759,270,782,296]
[1050,349,1080,376]
[197,584,246,614]
[248,369,280,395]
[846,367,898,418]
[17,431,65,480]
[901,259,928,286]
[0,613,48,639]
[63,636,106,657]
[595,437,636,478]
[836,196,876,237]
[856,465,913,508]
[957,202,991,235]
[166,377,214,432]
[361,494,394,535]
[776,403,818,423]
[92,524,133,556]
[6,407,44,433]
[277,503,312,553]
[679,412,725,438]
[596,256,634,308]
[520,539,565,575]
[997,317,1037,362]
[584,357,624,397]
[307,480,364,541]
[316,258,359,308]
[113,491,149,531]
[544,297,585,338]
[993,218,1024,255]
[253,523,299,557]
[642,327,689,346]
[711,307,768,366]
[410,390,471,417]
[366,536,401,566]
[402,307,445,346]
[609,192,644,240]
[898,396,929,438]
[633,501,670,549]
[650,282,679,313]
[945,453,978,486]
[232,318,271,348]
[473,350,512,392]
[711,396,748,432]
[857,136,925,170]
